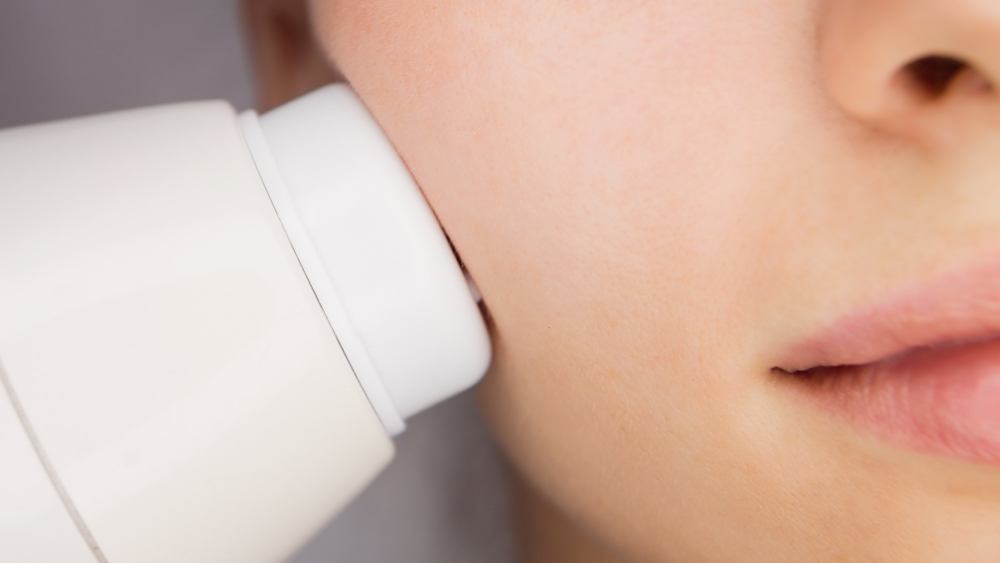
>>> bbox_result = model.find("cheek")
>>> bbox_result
[315,0,806,351]
[317,0,783,508]
[310,1,918,560]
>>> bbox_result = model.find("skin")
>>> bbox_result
[247,1,1000,560]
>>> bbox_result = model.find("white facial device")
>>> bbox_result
[0,85,491,562]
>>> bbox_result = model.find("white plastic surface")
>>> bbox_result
[0,373,96,563]
[244,85,492,433]
[0,102,394,562]
[241,112,405,435]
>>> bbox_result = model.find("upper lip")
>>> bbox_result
[775,255,1000,373]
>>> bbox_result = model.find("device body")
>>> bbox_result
[0,86,490,562]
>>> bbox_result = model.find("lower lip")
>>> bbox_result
[787,337,1000,463]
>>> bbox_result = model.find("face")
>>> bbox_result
[301,2,1000,561]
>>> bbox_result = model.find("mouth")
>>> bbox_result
[773,257,1000,464]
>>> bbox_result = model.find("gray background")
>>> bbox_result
[0,2,515,561]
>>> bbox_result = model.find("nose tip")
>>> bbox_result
[821,0,1000,143]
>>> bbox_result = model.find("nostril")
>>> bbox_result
[897,55,994,101]
[901,55,968,98]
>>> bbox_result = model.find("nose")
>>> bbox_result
[820,0,1000,145]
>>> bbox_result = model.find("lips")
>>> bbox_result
[775,256,1000,464]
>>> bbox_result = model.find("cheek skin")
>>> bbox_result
[311,2,1000,561]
